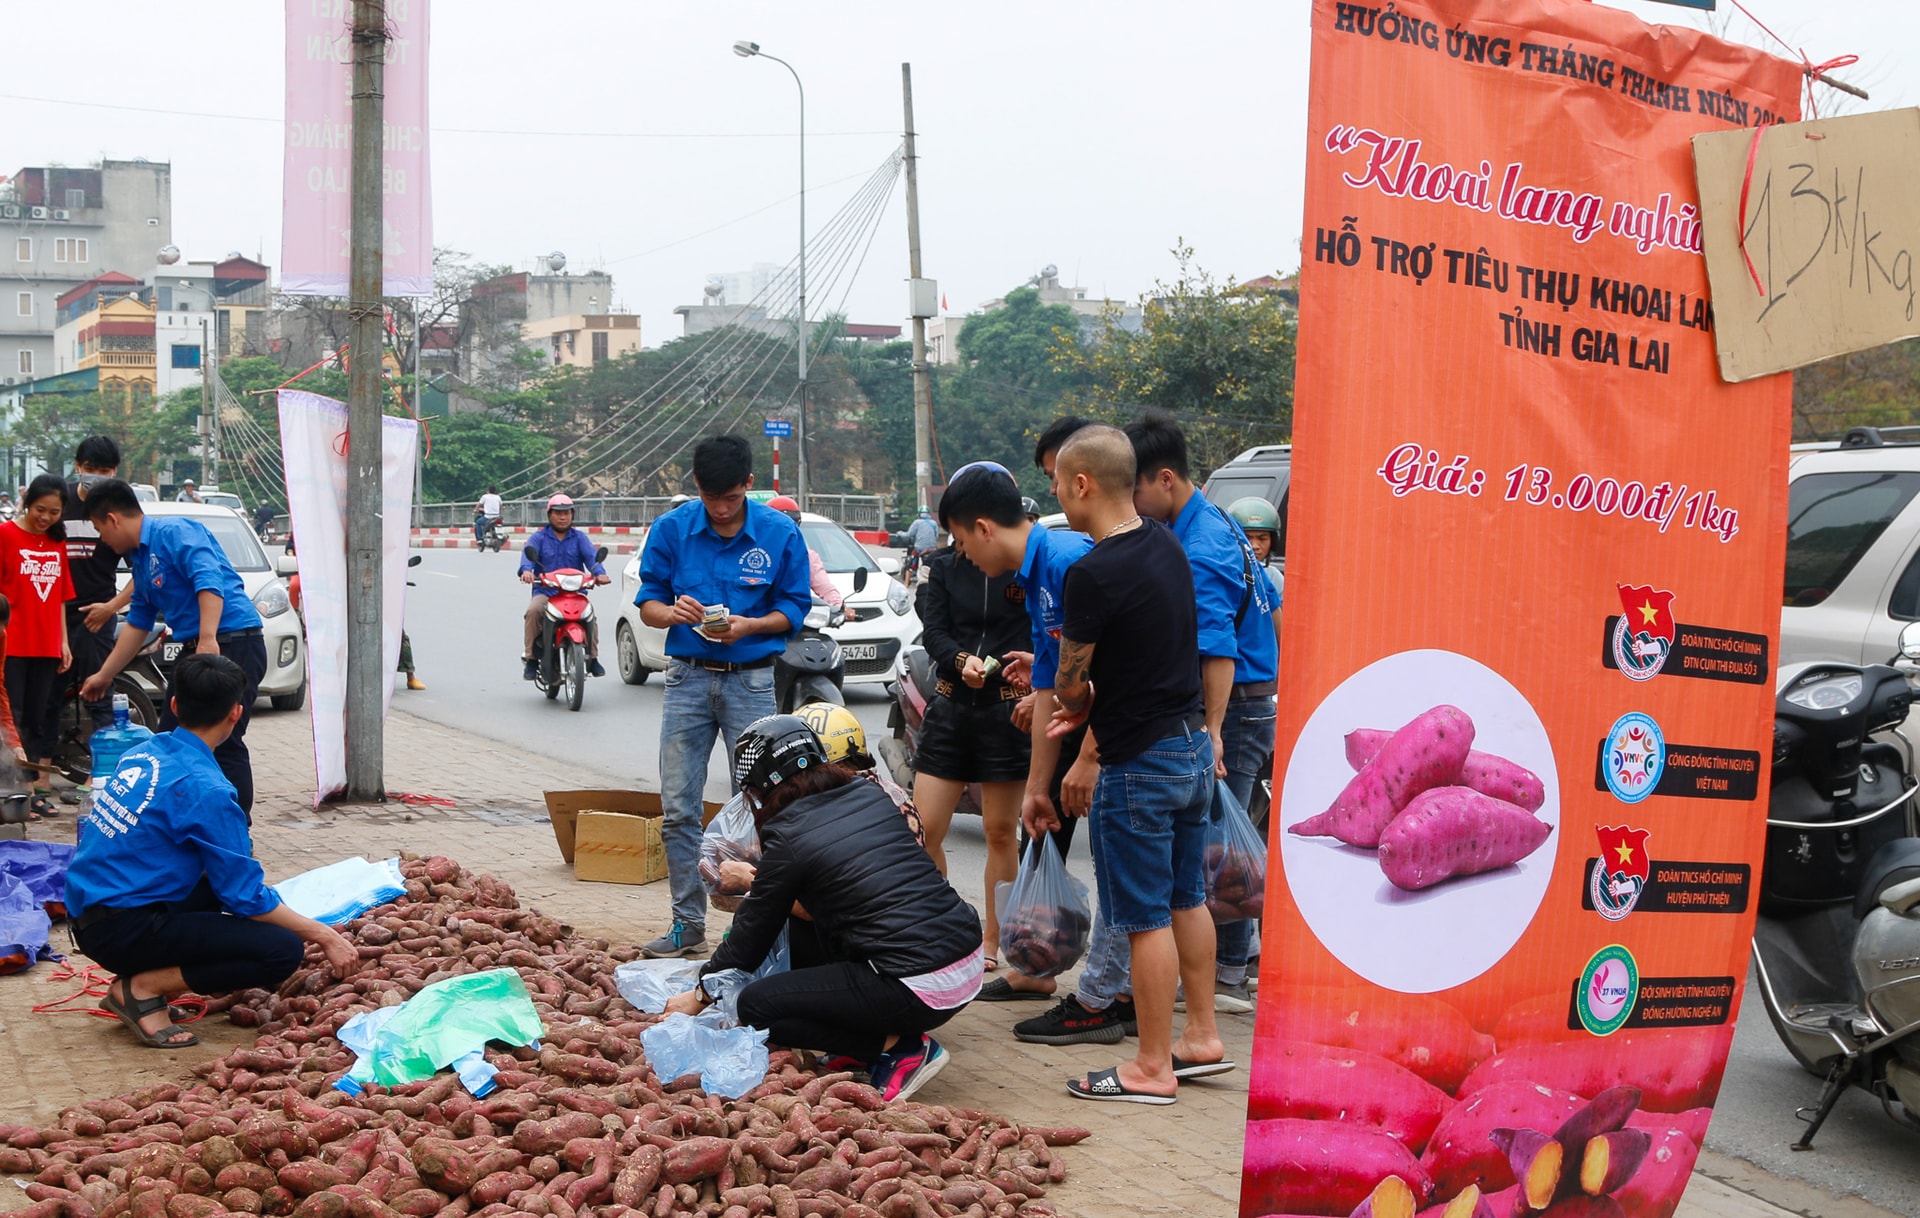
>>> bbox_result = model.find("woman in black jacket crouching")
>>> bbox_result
[664,713,982,1102]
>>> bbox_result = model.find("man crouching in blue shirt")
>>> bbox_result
[65,654,357,1048]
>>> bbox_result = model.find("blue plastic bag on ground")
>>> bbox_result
[275,857,407,925]
[336,967,543,1089]
[641,1012,769,1099]
[0,840,75,915]
[706,926,790,1026]
[0,873,54,975]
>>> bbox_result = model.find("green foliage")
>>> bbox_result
[420,414,554,503]
[1055,243,1297,472]
[929,288,1089,497]
[1793,339,1920,440]
[5,388,199,485]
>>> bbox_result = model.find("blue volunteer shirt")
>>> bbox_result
[125,515,262,638]
[1171,490,1248,663]
[636,500,812,664]
[517,525,608,596]
[64,730,279,920]
[1235,550,1281,685]
[1015,524,1092,689]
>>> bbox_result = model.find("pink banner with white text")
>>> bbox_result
[281,0,433,298]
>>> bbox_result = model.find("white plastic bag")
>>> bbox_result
[641,1012,770,1099]
[275,857,407,926]
[699,795,761,912]
[613,957,704,1014]
[994,836,1092,979]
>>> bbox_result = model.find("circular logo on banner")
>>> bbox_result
[1603,712,1665,804]
[1611,614,1672,681]
[1578,944,1640,1036]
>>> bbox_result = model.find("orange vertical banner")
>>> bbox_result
[1247,3,1800,1216]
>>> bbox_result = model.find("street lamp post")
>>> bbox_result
[733,39,807,503]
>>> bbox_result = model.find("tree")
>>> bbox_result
[420,415,554,504]
[931,287,1089,497]
[1792,339,1920,441]
[1055,243,1297,472]
[4,389,197,484]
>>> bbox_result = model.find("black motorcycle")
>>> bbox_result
[477,516,507,553]
[775,600,847,713]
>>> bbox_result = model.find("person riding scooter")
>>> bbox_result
[769,496,858,622]
[519,494,610,680]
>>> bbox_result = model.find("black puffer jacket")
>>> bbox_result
[699,779,979,980]
[915,545,1028,701]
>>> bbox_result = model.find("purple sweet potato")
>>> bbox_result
[1607,1127,1697,1218]
[1293,707,1474,848]
[1344,729,1545,813]
[1242,1119,1431,1217]
[1248,1041,1454,1153]
[1376,787,1552,891]
[1457,1028,1735,1114]
[1420,1080,1584,1197]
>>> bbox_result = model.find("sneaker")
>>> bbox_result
[1013,995,1134,1045]
[869,1036,948,1102]
[817,1054,869,1076]
[640,922,707,958]
[406,675,426,690]
[587,658,607,678]
[522,658,538,681]
[1176,980,1254,1015]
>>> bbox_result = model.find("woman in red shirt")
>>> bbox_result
[0,475,74,786]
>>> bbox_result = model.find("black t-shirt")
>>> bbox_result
[1060,520,1203,765]
[61,482,122,612]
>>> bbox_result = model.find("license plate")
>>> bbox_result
[162,642,184,662]
[843,644,879,661]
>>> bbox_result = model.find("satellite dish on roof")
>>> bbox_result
[547,251,568,273]
[225,250,243,260]
[157,245,181,265]
[1042,263,1058,279]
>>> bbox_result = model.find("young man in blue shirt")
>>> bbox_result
[66,653,356,1048]
[518,493,611,681]
[635,435,811,959]
[80,480,269,813]
[1130,410,1279,1013]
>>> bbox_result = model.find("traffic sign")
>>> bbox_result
[763,418,792,437]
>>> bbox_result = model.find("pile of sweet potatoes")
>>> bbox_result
[1288,707,1553,892]
[0,856,1083,1218]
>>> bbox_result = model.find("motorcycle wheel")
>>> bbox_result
[565,642,586,711]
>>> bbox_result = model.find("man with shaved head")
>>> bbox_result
[1032,424,1229,1105]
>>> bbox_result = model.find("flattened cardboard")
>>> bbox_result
[1694,108,1920,382]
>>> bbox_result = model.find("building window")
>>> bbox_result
[16,350,31,375]
[13,238,28,262]
[171,344,201,370]
[15,292,29,317]
[53,237,88,263]
[592,331,609,363]
[64,189,86,209]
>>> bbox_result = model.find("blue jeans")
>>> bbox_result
[658,659,778,927]
[1076,729,1214,1010]
[1217,696,1276,984]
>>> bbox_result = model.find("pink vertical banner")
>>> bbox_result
[281,0,433,298]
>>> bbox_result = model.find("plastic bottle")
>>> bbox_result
[89,694,155,794]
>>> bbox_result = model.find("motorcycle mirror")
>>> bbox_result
[595,546,609,563]
[407,554,423,567]
[853,567,869,593]
[1900,621,1920,663]
[522,544,539,562]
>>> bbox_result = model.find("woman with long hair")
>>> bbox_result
[0,474,73,800]
[662,714,983,1102]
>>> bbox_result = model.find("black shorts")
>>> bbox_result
[917,694,1031,784]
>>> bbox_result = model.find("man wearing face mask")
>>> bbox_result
[63,436,130,733]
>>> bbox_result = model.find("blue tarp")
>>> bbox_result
[0,841,73,974]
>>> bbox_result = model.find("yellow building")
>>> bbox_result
[54,275,155,401]
[523,312,641,371]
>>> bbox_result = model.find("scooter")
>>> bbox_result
[523,543,608,712]
[477,516,507,553]
[1751,621,1920,1149]
[775,600,847,713]
[878,645,983,817]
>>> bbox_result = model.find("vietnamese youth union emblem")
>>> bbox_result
[1591,825,1652,921]
[1603,712,1665,804]
[1613,584,1676,681]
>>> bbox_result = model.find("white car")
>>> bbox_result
[615,510,921,687]
[133,503,308,709]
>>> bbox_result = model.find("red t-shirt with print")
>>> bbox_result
[0,520,74,657]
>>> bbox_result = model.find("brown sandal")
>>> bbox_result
[100,979,199,1048]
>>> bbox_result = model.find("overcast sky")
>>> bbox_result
[2,1,1913,345]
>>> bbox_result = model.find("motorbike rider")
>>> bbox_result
[769,496,858,622]
[904,506,939,584]
[475,486,503,545]
[1021,496,1042,524]
[518,494,610,680]
[1228,497,1281,568]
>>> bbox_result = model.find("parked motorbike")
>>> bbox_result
[477,516,507,553]
[776,600,847,713]
[1752,621,1920,1148]
[524,543,608,712]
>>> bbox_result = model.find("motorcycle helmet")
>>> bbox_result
[1227,496,1280,534]
[767,495,802,516]
[795,702,869,766]
[733,713,828,794]
[546,493,575,513]
[1020,496,1041,522]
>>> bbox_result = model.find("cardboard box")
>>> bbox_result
[544,789,722,886]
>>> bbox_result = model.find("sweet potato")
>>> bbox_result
[1624,1108,1710,1149]
[1270,986,1495,1092]
[1606,1128,1696,1218]
[1492,995,1582,1052]
[1376,788,1551,891]
[1351,1175,1419,1218]
[1247,1041,1453,1153]
[1241,1119,1431,1217]
[1344,730,1545,813]
[1456,1028,1734,1113]
[408,1140,477,1196]
[661,1138,733,1186]
[1576,1131,1648,1197]
[1488,1129,1561,1210]
[1420,1081,1585,1197]
[1291,706,1474,848]
[1535,1200,1623,1218]
[1549,1088,1639,1171]
[277,1164,348,1198]
[1413,1184,1492,1218]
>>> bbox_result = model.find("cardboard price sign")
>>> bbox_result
[1694,108,1920,382]
[1247,3,1798,1216]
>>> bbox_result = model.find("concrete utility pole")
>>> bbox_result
[902,64,934,514]
[345,0,386,800]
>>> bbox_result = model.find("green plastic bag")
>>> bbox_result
[359,968,544,1087]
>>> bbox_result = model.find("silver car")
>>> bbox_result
[1782,431,1920,669]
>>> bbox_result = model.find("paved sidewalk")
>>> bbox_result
[0,708,1888,1218]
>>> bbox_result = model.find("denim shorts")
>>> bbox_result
[1088,730,1214,935]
